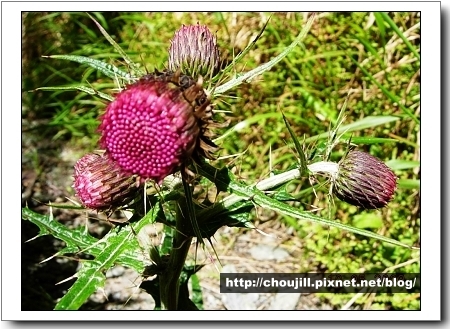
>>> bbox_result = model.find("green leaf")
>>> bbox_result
[33,85,114,101]
[216,112,401,148]
[213,16,270,84]
[87,13,146,77]
[282,112,308,176]
[385,159,420,171]
[347,56,419,124]
[345,137,398,145]
[305,116,400,144]
[22,207,150,272]
[22,205,159,310]
[378,12,420,61]
[352,213,383,229]
[348,21,385,70]
[397,179,420,189]
[212,13,316,96]
[214,111,308,143]
[43,54,135,83]
[373,12,387,48]
[190,273,204,310]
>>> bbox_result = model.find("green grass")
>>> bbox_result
[22,12,420,310]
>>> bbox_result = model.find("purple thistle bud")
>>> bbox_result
[99,73,216,183]
[333,150,397,209]
[168,23,221,77]
[73,153,140,211]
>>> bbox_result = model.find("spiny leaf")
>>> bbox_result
[87,13,146,77]
[54,204,160,310]
[212,15,270,84]
[22,207,97,246]
[43,54,135,83]
[181,178,203,241]
[54,261,105,310]
[33,85,114,101]
[282,112,308,176]
[212,13,316,96]
[22,207,151,272]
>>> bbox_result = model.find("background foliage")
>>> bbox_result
[22,12,420,310]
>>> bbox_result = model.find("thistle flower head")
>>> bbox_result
[168,23,221,78]
[99,72,218,183]
[332,150,397,209]
[73,153,140,211]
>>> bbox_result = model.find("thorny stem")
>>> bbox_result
[157,161,338,309]
[196,161,338,220]
[160,200,193,310]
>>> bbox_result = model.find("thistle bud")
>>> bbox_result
[168,23,221,77]
[333,150,397,209]
[73,153,140,211]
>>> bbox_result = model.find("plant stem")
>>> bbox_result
[196,161,338,219]
[194,161,416,249]
[160,202,193,310]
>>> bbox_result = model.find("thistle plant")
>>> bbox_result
[23,12,420,311]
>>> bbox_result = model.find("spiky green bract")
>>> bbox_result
[73,153,140,211]
[333,150,397,209]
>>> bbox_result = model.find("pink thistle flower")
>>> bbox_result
[98,72,218,183]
